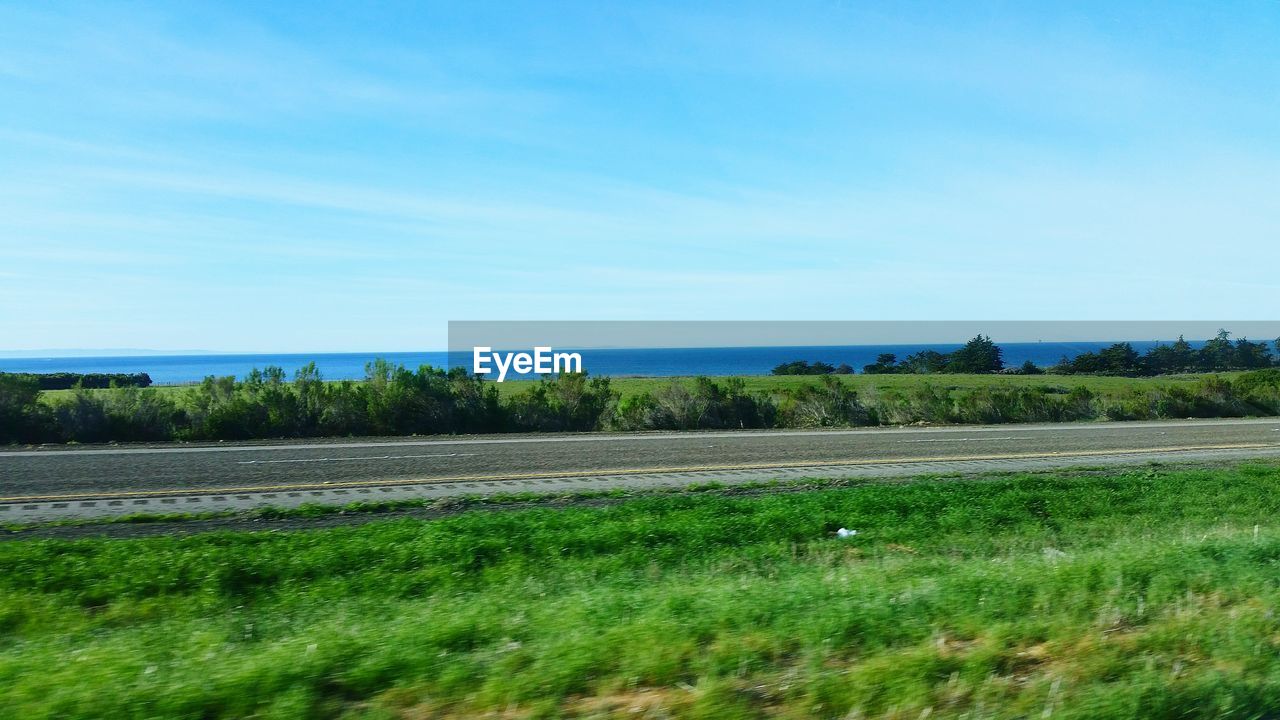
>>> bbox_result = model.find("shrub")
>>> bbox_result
[1152,378,1250,419]
[719,377,777,429]
[613,378,777,430]
[1059,386,1098,421]
[319,381,371,436]
[1233,369,1280,415]
[782,376,872,427]
[611,392,658,431]
[874,384,954,425]
[102,386,183,441]
[1098,391,1153,421]
[647,380,712,430]
[506,374,615,432]
[954,387,1052,424]
[1188,377,1252,417]
[448,369,505,433]
[183,375,267,440]
[0,373,53,443]
[49,388,111,443]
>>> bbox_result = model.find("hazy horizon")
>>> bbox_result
[5,332,1277,361]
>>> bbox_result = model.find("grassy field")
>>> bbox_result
[593,371,1230,400]
[4,464,1280,718]
[41,371,1237,402]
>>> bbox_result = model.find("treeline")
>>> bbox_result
[0,371,153,390]
[863,334,1008,374]
[780,335,1011,376]
[1052,331,1276,376]
[3,361,1280,444]
[0,361,604,444]
[778,331,1280,377]
[771,360,853,376]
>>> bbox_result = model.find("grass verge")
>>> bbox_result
[40,370,1235,402]
[2,463,1280,718]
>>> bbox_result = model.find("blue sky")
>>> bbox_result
[1,1,1277,352]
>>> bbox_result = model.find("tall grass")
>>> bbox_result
[3,464,1280,718]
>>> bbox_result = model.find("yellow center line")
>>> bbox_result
[3,442,1278,504]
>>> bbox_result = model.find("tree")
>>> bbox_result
[862,353,899,374]
[771,360,835,376]
[1197,330,1235,371]
[1069,352,1106,374]
[946,335,1004,373]
[1170,336,1195,370]
[1099,342,1141,375]
[902,350,948,374]
[1234,338,1273,369]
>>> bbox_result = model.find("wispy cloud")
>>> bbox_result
[1,2,1277,350]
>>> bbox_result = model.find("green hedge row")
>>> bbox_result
[3,365,1279,445]
[0,371,152,390]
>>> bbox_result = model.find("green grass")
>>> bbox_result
[41,371,1234,403]
[589,371,1229,400]
[4,464,1280,718]
[40,384,192,401]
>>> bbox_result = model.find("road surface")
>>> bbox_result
[2,418,1279,521]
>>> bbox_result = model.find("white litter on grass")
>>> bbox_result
[836,528,858,539]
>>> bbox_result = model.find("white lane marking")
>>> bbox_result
[4,419,1279,457]
[902,437,1034,443]
[237,453,476,465]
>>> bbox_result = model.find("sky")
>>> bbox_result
[1,1,1278,352]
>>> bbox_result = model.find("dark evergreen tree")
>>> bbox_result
[945,335,1004,373]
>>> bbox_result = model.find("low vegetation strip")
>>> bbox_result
[779,331,1279,376]
[3,361,1280,444]
[1,464,1279,718]
[0,371,153,390]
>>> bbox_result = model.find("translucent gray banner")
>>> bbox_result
[448,321,1280,381]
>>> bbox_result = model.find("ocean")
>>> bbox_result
[0,341,1189,385]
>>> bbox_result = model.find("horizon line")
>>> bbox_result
[0,336,1247,361]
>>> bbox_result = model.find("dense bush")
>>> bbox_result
[771,360,841,375]
[0,374,52,443]
[614,377,776,430]
[781,375,873,427]
[505,374,615,432]
[1232,368,1280,414]
[0,371,152,390]
[4,366,1280,445]
[44,387,182,443]
[180,362,506,440]
[871,384,955,424]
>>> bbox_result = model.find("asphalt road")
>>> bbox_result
[3,418,1279,504]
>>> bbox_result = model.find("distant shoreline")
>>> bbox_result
[0,341,1224,385]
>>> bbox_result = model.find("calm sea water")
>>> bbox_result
[0,341,1188,385]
